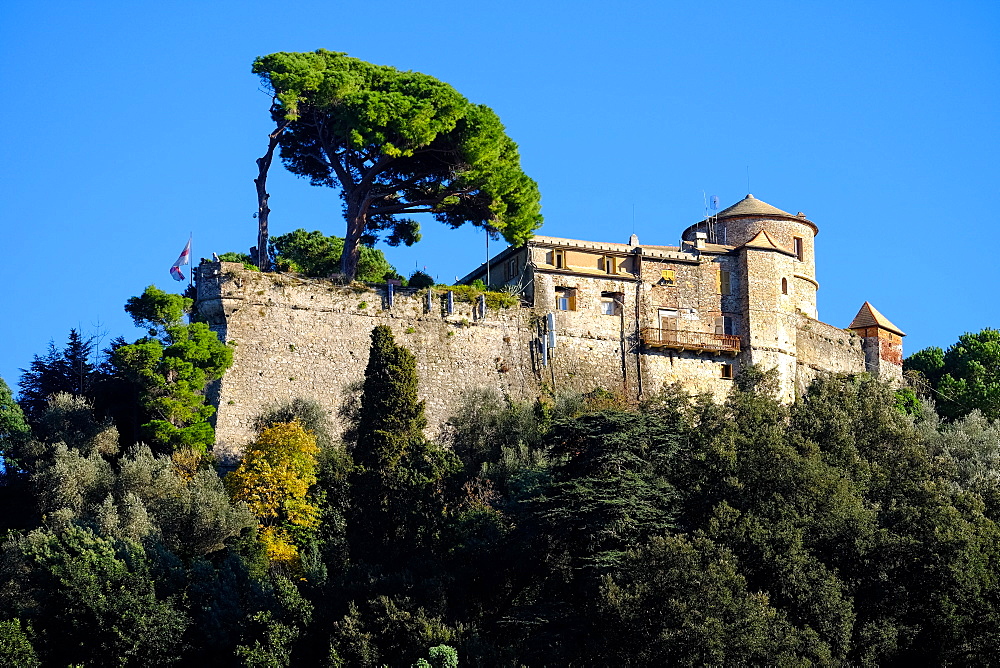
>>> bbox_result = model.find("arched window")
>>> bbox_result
[781,277,788,295]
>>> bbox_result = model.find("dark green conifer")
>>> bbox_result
[348,325,458,567]
[355,325,426,471]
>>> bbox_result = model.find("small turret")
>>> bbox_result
[849,301,905,381]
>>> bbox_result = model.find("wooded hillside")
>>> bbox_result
[2,324,1000,666]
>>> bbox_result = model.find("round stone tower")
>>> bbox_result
[682,194,819,318]
[683,195,820,401]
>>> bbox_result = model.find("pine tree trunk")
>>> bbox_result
[341,196,367,281]
[254,113,289,271]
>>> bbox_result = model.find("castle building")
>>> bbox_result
[459,194,905,401]
[197,194,904,456]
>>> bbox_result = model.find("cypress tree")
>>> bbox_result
[349,326,458,567]
[355,325,426,471]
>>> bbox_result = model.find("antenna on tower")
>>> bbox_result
[702,191,720,244]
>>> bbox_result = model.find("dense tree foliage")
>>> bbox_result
[906,328,1000,421]
[252,50,542,280]
[0,393,279,666]
[113,286,233,452]
[6,320,1000,665]
[226,422,321,570]
[348,325,460,567]
[18,329,98,422]
[0,377,29,461]
[268,228,398,281]
[408,270,435,289]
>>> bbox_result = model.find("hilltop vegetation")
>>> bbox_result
[3,319,1000,665]
[905,328,1000,421]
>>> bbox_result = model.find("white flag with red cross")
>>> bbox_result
[170,237,191,281]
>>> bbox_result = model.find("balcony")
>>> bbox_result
[640,328,741,355]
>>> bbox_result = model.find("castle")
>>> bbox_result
[196,194,904,457]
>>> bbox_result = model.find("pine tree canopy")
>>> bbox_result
[252,50,542,280]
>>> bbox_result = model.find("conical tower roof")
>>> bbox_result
[717,193,795,219]
[706,194,818,235]
[849,301,905,336]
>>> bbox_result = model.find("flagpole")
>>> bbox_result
[189,233,193,289]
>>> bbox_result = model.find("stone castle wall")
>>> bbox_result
[197,263,543,460]
[197,262,746,458]
[794,315,867,393]
[196,255,892,458]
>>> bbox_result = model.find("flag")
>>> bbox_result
[170,237,191,281]
[710,195,720,210]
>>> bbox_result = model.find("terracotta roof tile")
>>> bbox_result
[849,302,905,336]
[740,229,793,254]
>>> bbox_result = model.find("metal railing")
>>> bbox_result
[639,327,740,354]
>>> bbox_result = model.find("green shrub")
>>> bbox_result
[269,229,398,281]
[408,270,435,289]
[217,252,260,271]
[437,285,518,310]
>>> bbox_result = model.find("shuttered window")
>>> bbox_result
[556,287,577,311]
[718,270,732,295]
[715,316,738,336]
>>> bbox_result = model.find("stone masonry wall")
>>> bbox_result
[715,215,819,320]
[794,315,867,395]
[741,249,799,401]
[197,263,541,461]
[197,257,885,459]
[198,262,751,458]
[532,268,738,403]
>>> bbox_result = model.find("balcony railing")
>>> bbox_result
[640,328,740,355]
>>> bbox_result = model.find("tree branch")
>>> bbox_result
[371,188,474,215]
[313,114,354,189]
[357,154,393,193]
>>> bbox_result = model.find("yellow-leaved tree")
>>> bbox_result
[226,421,320,570]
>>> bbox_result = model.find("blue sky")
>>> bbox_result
[2,0,998,389]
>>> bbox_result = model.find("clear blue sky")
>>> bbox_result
[2,0,998,390]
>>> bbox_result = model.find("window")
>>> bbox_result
[552,250,565,269]
[603,255,618,274]
[555,287,577,311]
[504,258,518,280]
[660,269,676,286]
[657,308,678,344]
[658,308,679,329]
[781,277,788,294]
[721,364,735,379]
[715,316,738,336]
[718,270,732,295]
[793,237,804,261]
[600,291,623,316]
